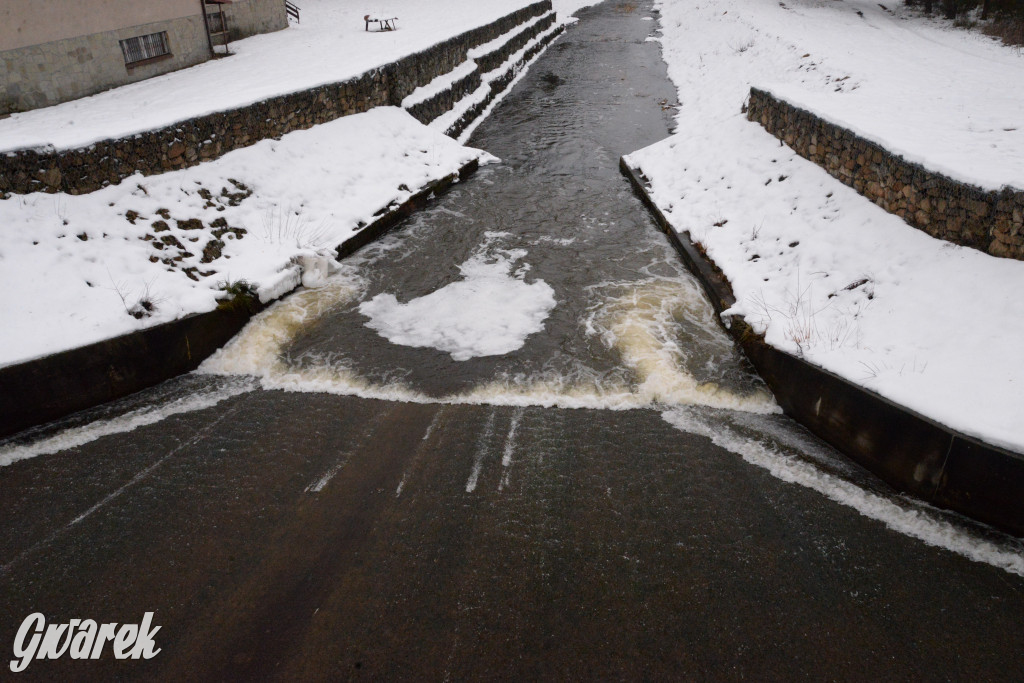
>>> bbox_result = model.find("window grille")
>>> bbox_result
[120,32,170,65]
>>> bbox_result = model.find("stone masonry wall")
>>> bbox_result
[223,0,289,42]
[0,1,553,196]
[747,87,1024,261]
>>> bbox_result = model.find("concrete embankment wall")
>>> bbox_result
[0,303,255,438]
[621,157,1024,538]
[747,87,1024,261]
[0,1,555,196]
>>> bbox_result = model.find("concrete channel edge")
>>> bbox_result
[620,156,1024,537]
[0,1,569,440]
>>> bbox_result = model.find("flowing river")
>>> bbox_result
[2,2,1023,679]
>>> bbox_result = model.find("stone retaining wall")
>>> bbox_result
[405,70,482,126]
[747,87,1024,260]
[0,1,553,196]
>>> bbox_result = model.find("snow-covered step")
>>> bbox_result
[403,61,483,126]
[471,11,556,74]
[433,20,564,140]
[402,10,559,132]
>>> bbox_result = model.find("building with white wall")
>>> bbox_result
[0,0,287,116]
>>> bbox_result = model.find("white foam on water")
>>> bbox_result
[499,407,524,491]
[199,242,773,415]
[586,278,778,414]
[199,269,437,402]
[201,273,364,377]
[457,375,646,410]
[662,406,1024,578]
[0,377,255,467]
[532,235,577,246]
[358,245,557,361]
[422,408,445,442]
[502,408,523,468]
[306,461,345,493]
[201,271,777,414]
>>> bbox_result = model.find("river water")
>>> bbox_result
[205,1,774,415]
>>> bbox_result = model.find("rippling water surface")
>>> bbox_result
[208,3,774,413]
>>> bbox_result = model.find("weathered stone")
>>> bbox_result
[201,238,225,263]
[42,166,61,188]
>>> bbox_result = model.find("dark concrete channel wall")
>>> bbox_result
[0,305,256,438]
[621,158,1024,537]
[0,1,554,195]
[747,87,1024,261]
[0,5,563,438]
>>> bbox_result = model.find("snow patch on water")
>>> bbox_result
[662,407,1024,577]
[358,244,557,361]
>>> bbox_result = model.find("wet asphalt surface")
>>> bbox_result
[1,1,1024,680]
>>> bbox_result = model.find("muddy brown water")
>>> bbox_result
[2,1,1024,680]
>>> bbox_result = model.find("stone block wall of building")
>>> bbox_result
[1,14,210,116]
[223,0,289,41]
[747,87,1024,261]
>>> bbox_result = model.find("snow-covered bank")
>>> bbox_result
[0,108,493,368]
[0,0,580,370]
[0,0,548,153]
[627,0,1024,452]
[758,4,1024,192]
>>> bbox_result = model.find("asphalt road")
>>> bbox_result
[3,386,1024,680]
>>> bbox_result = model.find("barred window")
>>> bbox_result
[120,32,170,65]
